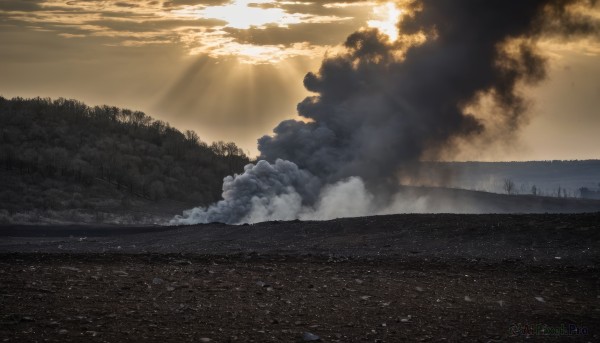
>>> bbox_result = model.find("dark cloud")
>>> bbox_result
[224,21,360,46]
[0,0,42,11]
[86,18,226,33]
[258,0,600,189]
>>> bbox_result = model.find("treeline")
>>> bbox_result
[0,96,250,212]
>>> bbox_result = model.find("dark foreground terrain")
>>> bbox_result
[1,213,599,342]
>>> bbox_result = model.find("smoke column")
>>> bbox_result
[172,0,598,225]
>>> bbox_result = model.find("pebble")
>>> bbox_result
[152,278,164,285]
[302,332,320,341]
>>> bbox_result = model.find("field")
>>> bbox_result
[1,213,599,342]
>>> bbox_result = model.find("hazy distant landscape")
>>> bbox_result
[416,161,600,197]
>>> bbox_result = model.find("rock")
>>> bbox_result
[166,286,175,292]
[58,329,68,335]
[152,278,164,285]
[60,267,81,272]
[302,332,321,341]
[199,338,211,342]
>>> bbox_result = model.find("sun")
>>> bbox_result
[367,2,402,42]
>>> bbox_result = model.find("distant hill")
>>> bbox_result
[415,161,600,197]
[0,96,250,224]
[388,186,600,214]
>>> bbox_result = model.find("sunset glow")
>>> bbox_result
[174,0,303,29]
[367,2,402,41]
[1,0,599,160]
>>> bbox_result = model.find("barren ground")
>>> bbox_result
[1,213,599,342]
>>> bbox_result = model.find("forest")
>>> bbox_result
[0,96,250,224]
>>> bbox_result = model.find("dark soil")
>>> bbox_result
[1,213,599,342]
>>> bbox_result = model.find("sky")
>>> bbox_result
[0,0,599,160]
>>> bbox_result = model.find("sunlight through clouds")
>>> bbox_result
[1,0,375,64]
[367,2,402,41]
[173,0,305,29]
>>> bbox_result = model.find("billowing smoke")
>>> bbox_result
[173,159,320,224]
[172,0,599,225]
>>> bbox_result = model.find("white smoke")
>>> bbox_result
[171,159,386,225]
[171,159,318,224]
[170,158,501,225]
[303,177,374,221]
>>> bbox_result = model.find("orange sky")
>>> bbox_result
[0,0,599,160]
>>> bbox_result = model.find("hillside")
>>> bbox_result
[416,161,600,197]
[0,96,250,224]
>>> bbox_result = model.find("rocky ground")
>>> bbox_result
[1,213,599,342]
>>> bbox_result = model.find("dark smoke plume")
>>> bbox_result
[259,0,598,183]
[173,0,599,224]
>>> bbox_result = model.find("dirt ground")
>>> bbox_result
[1,213,599,342]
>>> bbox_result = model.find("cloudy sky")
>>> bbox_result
[1,0,599,160]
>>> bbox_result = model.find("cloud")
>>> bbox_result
[0,0,382,64]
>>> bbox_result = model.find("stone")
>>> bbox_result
[302,332,320,341]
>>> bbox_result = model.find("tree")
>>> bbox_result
[185,130,199,146]
[531,185,538,196]
[148,180,165,200]
[503,179,515,195]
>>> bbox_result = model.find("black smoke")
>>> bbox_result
[174,0,599,224]
[259,0,598,185]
